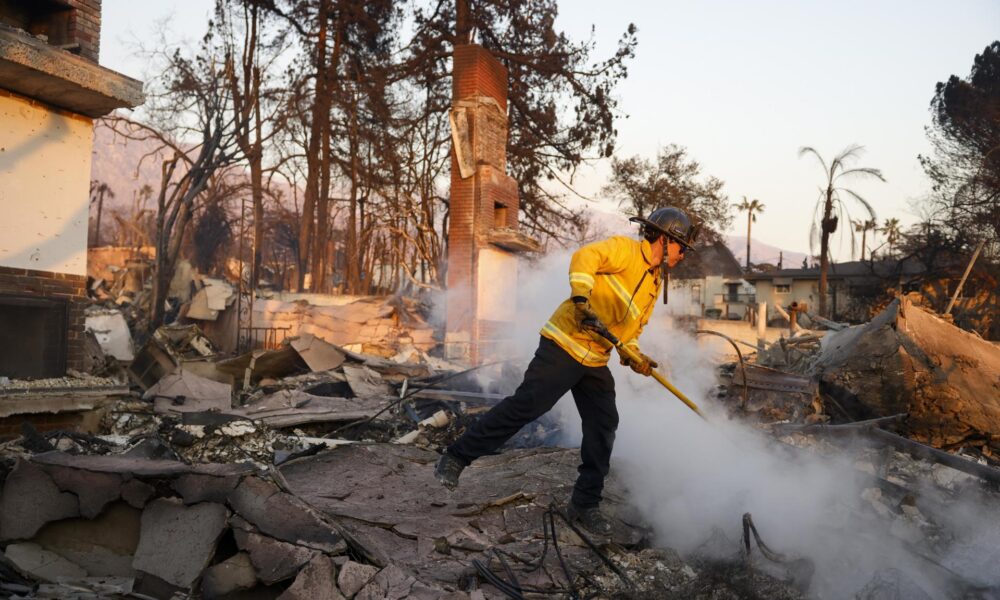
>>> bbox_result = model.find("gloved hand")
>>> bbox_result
[621,351,657,376]
[573,297,601,332]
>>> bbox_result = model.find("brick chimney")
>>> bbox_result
[446,44,538,363]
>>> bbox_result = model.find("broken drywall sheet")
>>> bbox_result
[290,333,347,372]
[85,308,135,361]
[144,368,233,414]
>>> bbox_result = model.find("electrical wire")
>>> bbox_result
[470,502,634,599]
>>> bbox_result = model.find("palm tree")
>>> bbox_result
[735,196,765,270]
[799,145,885,317]
[880,218,902,257]
[852,218,877,260]
[89,180,115,247]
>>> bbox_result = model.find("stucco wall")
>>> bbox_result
[0,93,92,276]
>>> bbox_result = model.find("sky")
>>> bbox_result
[100,0,1000,258]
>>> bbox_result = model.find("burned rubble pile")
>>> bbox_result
[706,294,1000,597]
[11,252,1000,600]
[1,305,808,600]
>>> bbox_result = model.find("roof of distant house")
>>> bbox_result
[671,239,744,280]
[743,258,929,282]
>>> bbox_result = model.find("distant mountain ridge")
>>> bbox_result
[726,235,807,269]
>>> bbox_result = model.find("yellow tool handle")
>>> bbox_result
[583,321,707,420]
[614,340,707,421]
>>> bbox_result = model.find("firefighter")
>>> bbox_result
[434,207,699,536]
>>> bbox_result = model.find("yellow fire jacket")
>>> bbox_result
[540,236,662,367]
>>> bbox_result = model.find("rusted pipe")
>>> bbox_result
[695,329,749,409]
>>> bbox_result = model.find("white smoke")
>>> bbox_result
[495,247,1000,599]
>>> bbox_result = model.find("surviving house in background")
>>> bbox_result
[745,258,930,323]
[666,239,754,319]
[0,0,143,378]
[445,43,539,362]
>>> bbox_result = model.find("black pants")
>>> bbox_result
[447,336,618,508]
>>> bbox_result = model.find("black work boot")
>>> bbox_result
[566,502,613,537]
[434,453,465,490]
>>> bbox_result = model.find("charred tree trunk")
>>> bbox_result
[94,189,105,247]
[298,0,330,291]
[345,92,361,294]
[819,186,835,318]
[311,30,338,292]
[745,211,751,271]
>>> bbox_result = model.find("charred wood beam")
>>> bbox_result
[774,414,1000,486]
[867,428,1000,487]
[405,389,505,404]
[771,414,907,435]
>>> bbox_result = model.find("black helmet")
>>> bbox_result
[629,207,700,250]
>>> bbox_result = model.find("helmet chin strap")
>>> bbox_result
[661,235,670,305]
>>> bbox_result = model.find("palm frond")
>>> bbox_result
[836,144,865,162]
[836,187,877,220]
[835,167,886,182]
[809,197,823,254]
[798,146,828,174]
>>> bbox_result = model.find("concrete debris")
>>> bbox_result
[132,498,229,588]
[232,523,318,585]
[226,476,346,553]
[44,465,122,519]
[9,262,1000,600]
[33,502,140,577]
[200,551,256,598]
[0,460,80,541]
[279,554,344,600]
[336,560,379,598]
[355,564,417,600]
[3,542,88,582]
[173,473,241,505]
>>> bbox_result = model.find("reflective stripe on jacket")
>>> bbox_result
[540,236,661,367]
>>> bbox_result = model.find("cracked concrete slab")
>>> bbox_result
[201,552,256,598]
[173,473,241,505]
[1,460,79,541]
[279,554,344,600]
[232,522,318,585]
[34,502,140,577]
[31,451,254,478]
[227,476,345,553]
[356,564,417,600]
[120,479,156,509]
[132,499,228,589]
[280,444,644,592]
[337,560,379,597]
[44,465,122,519]
[3,542,87,582]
